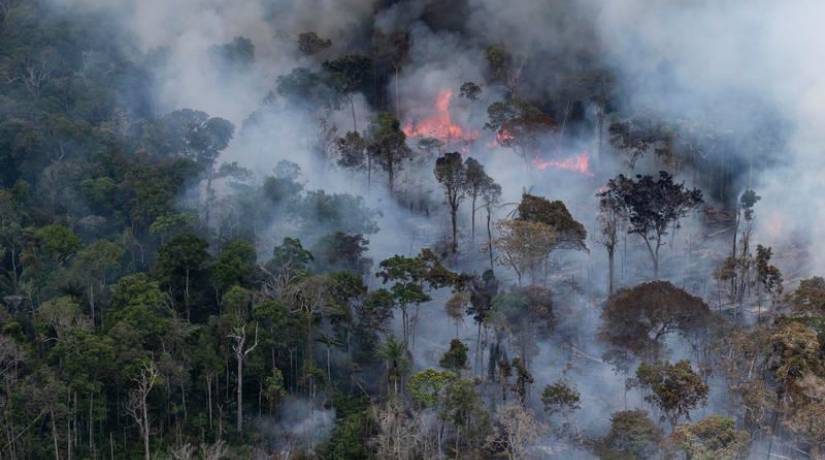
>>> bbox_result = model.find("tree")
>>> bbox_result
[484,46,513,85]
[493,219,557,286]
[227,321,258,433]
[34,296,89,341]
[754,244,782,312]
[464,157,492,244]
[209,36,255,70]
[790,276,825,316]
[596,410,663,460]
[481,181,502,270]
[459,82,482,101]
[485,99,555,164]
[378,336,410,396]
[635,360,709,428]
[440,379,490,457]
[35,224,81,265]
[323,54,373,131]
[264,237,313,295]
[312,232,372,275]
[597,189,621,296]
[368,112,412,194]
[155,110,235,228]
[211,239,257,300]
[297,32,331,55]
[516,193,587,251]
[487,404,546,460]
[408,368,456,408]
[600,281,710,359]
[335,131,367,171]
[156,233,210,319]
[376,250,462,347]
[439,339,469,372]
[599,171,703,278]
[434,152,467,254]
[541,380,581,416]
[70,240,124,327]
[732,189,761,303]
[445,291,469,337]
[670,415,749,460]
[126,360,161,460]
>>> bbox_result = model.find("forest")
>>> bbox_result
[0,0,824,459]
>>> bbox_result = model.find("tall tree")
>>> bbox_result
[634,360,709,428]
[600,171,703,278]
[227,320,258,434]
[156,233,210,320]
[434,152,467,254]
[600,281,710,359]
[481,181,502,270]
[597,189,621,296]
[367,113,412,194]
[493,219,557,286]
[126,361,161,460]
[464,158,492,244]
[323,54,373,131]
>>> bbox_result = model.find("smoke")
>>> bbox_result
[589,0,825,277]
[256,397,336,455]
[40,0,825,457]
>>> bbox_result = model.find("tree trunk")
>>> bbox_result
[236,353,243,434]
[607,246,615,297]
[450,205,458,254]
[50,407,60,460]
[184,267,191,321]
[470,195,477,244]
[141,398,150,460]
[388,158,395,194]
[487,210,494,271]
[88,283,95,329]
[206,374,213,431]
[350,97,357,132]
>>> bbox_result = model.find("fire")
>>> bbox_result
[403,90,479,143]
[495,128,515,146]
[532,152,593,176]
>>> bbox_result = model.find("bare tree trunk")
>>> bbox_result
[229,324,258,435]
[487,210,494,271]
[470,195,477,244]
[450,206,458,254]
[607,246,615,297]
[50,407,60,460]
[236,353,243,434]
[350,97,357,132]
[206,374,213,431]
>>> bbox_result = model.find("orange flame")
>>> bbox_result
[532,152,593,176]
[403,90,479,143]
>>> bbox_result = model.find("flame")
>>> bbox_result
[403,90,479,143]
[532,152,593,176]
[495,128,515,146]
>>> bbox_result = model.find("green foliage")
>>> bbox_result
[517,193,587,251]
[635,360,709,426]
[596,410,662,460]
[35,224,80,263]
[541,380,581,415]
[211,239,257,293]
[298,32,332,55]
[367,112,411,192]
[408,368,457,407]
[439,339,469,371]
[670,415,749,460]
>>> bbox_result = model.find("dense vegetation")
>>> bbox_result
[0,1,822,459]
